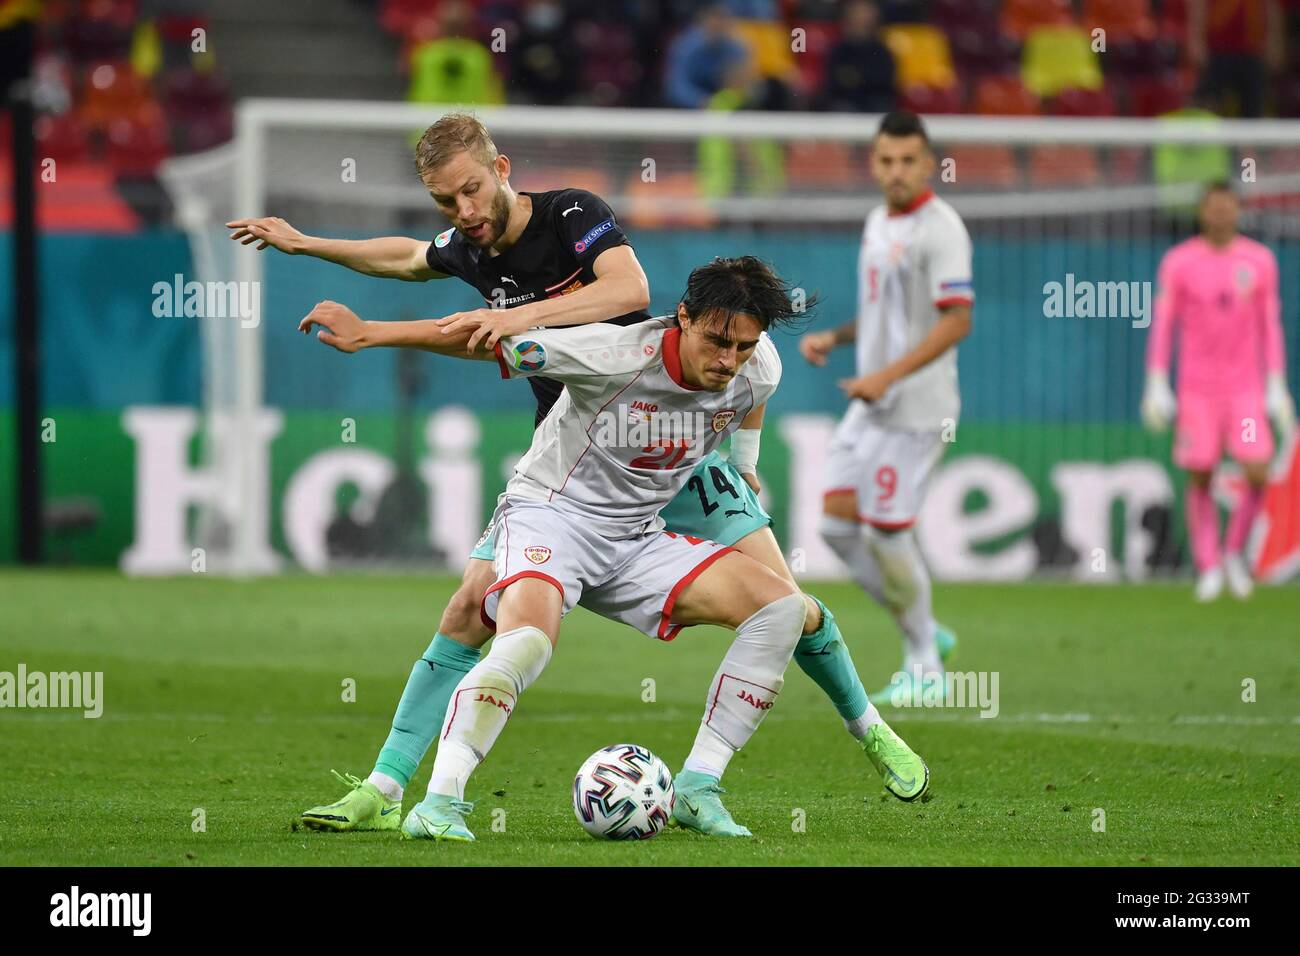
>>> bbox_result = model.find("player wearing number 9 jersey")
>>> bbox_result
[298,257,932,839]
[801,111,973,707]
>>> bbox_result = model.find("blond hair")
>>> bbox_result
[415,112,499,178]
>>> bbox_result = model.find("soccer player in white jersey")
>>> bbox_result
[800,111,973,704]
[298,257,931,840]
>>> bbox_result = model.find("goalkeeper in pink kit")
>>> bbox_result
[1142,182,1295,600]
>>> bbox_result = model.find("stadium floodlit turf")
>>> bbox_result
[1,570,1296,866]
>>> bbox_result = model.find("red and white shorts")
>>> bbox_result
[824,404,946,530]
[480,497,734,641]
[1174,390,1274,471]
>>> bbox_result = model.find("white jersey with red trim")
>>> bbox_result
[492,317,781,537]
[855,189,973,431]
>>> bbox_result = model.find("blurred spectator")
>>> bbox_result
[510,1,578,105]
[406,0,503,106]
[663,5,749,109]
[1188,0,1284,117]
[819,0,896,112]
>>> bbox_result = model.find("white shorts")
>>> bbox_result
[824,403,946,529]
[481,497,735,641]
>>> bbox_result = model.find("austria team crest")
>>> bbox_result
[510,341,547,372]
[712,409,736,433]
[523,545,552,565]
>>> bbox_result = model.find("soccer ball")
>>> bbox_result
[572,744,675,840]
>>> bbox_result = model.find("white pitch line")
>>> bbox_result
[3,711,1299,727]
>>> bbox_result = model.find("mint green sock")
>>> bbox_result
[794,596,869,724]
[373,633,481,787]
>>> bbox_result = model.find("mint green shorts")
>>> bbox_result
[468,451,771,561]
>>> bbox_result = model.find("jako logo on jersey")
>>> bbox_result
[473,692,512,714]
[435,227,455,248]
[712,409,736,432]
[736,690,773,710]
[510,341,547,371]
[573,218,614,254]
[523,545,552,564]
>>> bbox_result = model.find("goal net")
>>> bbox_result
[158,102,1300,582]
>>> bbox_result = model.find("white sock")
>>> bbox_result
[683,593,805,780]
[869,529,937,663]
[819,514,888,606]
[844,699,884,740]
[426,625,552,800]
[366,771,403,801]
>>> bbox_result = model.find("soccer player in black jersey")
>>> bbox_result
[232,114,925,833]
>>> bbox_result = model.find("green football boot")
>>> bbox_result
[671,769,752,837]
[301,770,401,832]
[868,666,946,707]
[862,721,930,802]
[936,623,957,665]
[400,794,476,842]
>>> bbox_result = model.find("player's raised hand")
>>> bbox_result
[227,216,307,254]
[434,308,531,353]
[298,300,368,353]
[799,330,836,366]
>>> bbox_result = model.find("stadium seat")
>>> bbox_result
[1000,0,1075,41]
[1107,146,1148,185]
[63,0,134,64]
[622,171,717,229]
[1028,144,1102,187]
[899,84,963,115]
[78,60,153,133]
[785,140,864,190]
[948,25,1020,79]
[880,24,957,90]
[945,144,1020,188]
[1127,73,1190,117]
[1157,0,1190,41]
[1049,86,1116,117]
[161,67,230,121]
[1021,27,1104,99]
[104,113,171,177]
[929,0,1001,33]
[1081,0,1156,42]
[973,75,1039,116]
[572,19,642,108]
[732,19,799,82]
[35,112,92,163]
[0,160,141,231]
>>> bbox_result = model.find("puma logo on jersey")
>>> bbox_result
[473,692,512,714]
[561,203,583,217]
[736,690,773,711]
[501,276,518,287]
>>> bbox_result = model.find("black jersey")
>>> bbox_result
[425,188,651,425]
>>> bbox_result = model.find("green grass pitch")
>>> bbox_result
[1,570,1296,866]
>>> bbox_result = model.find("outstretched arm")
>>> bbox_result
[432,244,651,351]
[298,301,490,358]
[228,216,446,281]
